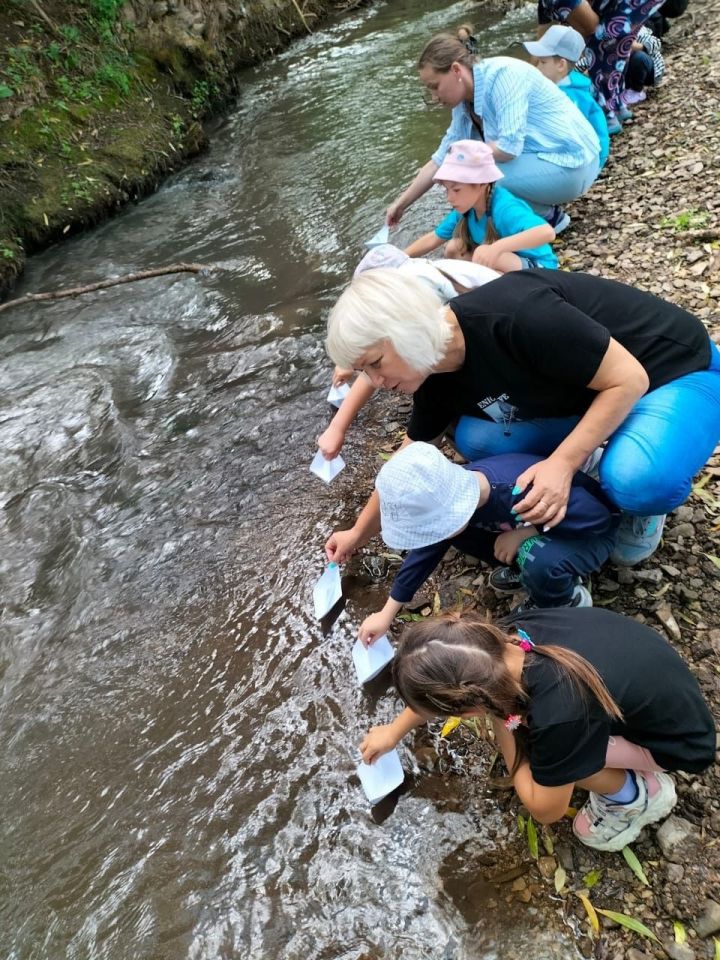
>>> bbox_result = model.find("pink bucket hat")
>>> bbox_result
[433,140,504,185]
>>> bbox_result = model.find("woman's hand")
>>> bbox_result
[332,366,354,387]
[360,724,400,764]
[318,423,345,460]
[325,528,360,563]
[512,456,575,529]
[494,528,533,565]
[386,198,406,228]
[359,610,394,647]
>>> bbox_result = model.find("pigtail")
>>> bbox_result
[393,611,623,781]
[483,182,499,244]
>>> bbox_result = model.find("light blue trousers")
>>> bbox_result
[498,152,601,217]
[454,339,720,516]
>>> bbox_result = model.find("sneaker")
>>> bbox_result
[610,513,666,567]
[617,104,633,122]
[606,116,623,135]
[488,565,523,594]
[573,771,677,852]
[510,582,592,615]
[546,205,571,233]
[623,89,646,105]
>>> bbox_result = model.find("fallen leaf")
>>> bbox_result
[432,591,441,615]
[576,892,600,935]
[622,846,650,886]
[583,868,602,890]
[517,813,526,836]
[704,553,720,570]
[554,865,567,893]
[595,908,659,943]
[542,831,554,855]
[526,817,538,859]
[564,806,578,818]
[441,717,461,737]
[43,213,49,226]
[673,921,686,944]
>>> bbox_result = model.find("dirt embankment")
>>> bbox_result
[0,0,364,294]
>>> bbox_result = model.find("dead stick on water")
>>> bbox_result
[0,262,216,314]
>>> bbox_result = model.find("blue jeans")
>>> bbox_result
[454,339,720,516]
[451,523,619,606]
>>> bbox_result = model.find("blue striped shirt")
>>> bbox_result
[431,57,600,169]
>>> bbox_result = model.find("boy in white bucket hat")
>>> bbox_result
[523,26,611,158]
[405,139,558,271]
[358,443,619,645]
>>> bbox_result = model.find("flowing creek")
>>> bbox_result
[0,1,579,956]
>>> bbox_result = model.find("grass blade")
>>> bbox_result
[622,846,650,886]
[576,892,600,935]
[517,813,526,836]
[595,909,659,943]
[526,817,539,859]
[714,938,719,960]
[704,553,720,570]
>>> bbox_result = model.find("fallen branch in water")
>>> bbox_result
[0,262,216,314]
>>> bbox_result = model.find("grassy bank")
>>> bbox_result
[0,0,355,293]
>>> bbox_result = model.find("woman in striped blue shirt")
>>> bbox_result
[386,35,601,234]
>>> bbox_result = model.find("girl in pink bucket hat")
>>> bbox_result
[406,139,559,273]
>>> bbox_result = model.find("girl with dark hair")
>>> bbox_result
[360,608,715,851]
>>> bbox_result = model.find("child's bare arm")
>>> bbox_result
[317,375,376,459]
[404,232,444,258]
[489,224,555,255]
[360,707,425,764]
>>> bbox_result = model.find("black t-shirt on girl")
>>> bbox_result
[407,269,711,442]
[500,606,716,787]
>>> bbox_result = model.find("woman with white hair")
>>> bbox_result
[324,268,720,567]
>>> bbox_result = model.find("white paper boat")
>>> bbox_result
[313,563,342,619]
[309,450,346,484]
[327,382,351,408]
[365,225,390,249]
[352,635,394,684]
[357,749,404,804]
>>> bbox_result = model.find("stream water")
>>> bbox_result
[0,2,579,957]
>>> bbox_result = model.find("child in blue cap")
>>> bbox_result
[524,25,611,155]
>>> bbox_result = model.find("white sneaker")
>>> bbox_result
[610,513,666,567]
[573,771,677,852]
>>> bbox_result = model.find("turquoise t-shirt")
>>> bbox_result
[434,185,558,269]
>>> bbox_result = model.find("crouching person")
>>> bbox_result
[358,442,619,645]
[361,608,715,850]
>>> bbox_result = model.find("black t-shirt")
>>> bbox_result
[500,607,716,787]
[407,270,711,442]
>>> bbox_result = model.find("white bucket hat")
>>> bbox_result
[375,443,480,550]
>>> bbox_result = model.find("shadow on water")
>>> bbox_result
[0,1,579,957]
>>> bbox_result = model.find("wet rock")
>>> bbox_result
[617,567,634,585]
[664,943,696,960]
[415,747,439,771]
[673,505,695,522]
[537,856,556,880]
[693,898,720,938]
[634,568,663,584]
[626,950,653,960]
[666,522,695,540]
[555,843,574,872]
[666,862,685,883]
[656,815,699,861]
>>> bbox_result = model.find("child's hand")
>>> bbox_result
[332,366,353,387]
[359,610,394,647]
[325,528,359,563]
[360,724,399,764]
[318,422,346,460]
[472,243,505,271]
[494,528,534,565]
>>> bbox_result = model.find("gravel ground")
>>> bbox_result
[338,4,720,955]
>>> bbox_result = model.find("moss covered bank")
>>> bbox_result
[0,0,375,293]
